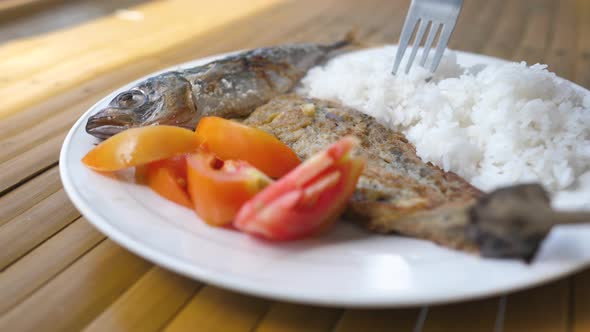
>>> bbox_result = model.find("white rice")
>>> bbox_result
[298,46,590,210]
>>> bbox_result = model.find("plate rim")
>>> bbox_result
[59,47,590,307]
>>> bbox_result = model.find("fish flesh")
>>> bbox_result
[86,35,354,139]
[243,95,483,251]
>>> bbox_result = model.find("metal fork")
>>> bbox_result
[392,0,463,75]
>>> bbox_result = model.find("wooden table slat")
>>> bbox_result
[163,286,270,332]
[422,298,500,332]
[448,0,504,52]
[0,240,152,332]
[254,303,342,332]
[503,280,570,332]
[0,217,104,314]
[0,105,84,164]
[0,131,63,194]
[482,0,529,60]
[0,165,61,226]
[544,0,577,79]
[0,0,224,80]
[575,0,590,87]
[0,0,49,13]
[513,0,554,64]
[333,308,419,332]
[574,269,590,332]
[83,267,201,332]
[0,57,157,141]
[0,188,80,270]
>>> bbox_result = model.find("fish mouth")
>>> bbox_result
[86,110,132,139]
[86,124,128,139]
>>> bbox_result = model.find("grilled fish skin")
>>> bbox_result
[243,95,483,251]
[86,37,353,139]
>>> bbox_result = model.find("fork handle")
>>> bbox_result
[549,211,590,225]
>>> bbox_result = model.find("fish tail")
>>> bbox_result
[324,29,360,51]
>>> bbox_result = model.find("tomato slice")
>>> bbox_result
[234,136,365,241]
[186,152,272,226]
[195,116,300,178]
[146,155,192,208]
[82,126,199,171]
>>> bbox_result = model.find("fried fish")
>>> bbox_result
[86,35,354,139]
[243,94,483,251]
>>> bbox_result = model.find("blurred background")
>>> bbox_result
[0,0,587,85]
[0,0,148,43]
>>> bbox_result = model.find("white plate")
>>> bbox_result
[60,48,590,307]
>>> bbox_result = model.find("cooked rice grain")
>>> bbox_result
[299,47,590,210]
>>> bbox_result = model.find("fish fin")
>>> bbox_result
[330,29,402,50]
[342,28,359,46]
[325,28,361,51]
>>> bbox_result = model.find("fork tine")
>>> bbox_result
[394,0,463,75]
[392,13,419,75]
[419,22,441,66]
[404,19,429,74]
[429,24,453,72]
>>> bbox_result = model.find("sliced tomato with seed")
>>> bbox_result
[146,155,192,208]
[195,116,300,178]
[234,136,365,241]
[186,152,272,226]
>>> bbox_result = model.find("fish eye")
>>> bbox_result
[115,90,147,109]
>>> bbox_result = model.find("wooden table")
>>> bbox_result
[0,0,589,330]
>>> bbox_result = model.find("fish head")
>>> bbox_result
[86,72,197,139]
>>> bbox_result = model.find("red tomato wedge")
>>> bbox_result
[195,116,301,178]
[82,126,199,171]
[186,152,272,226]
[146,155,192,208]
[234,136,365,241]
